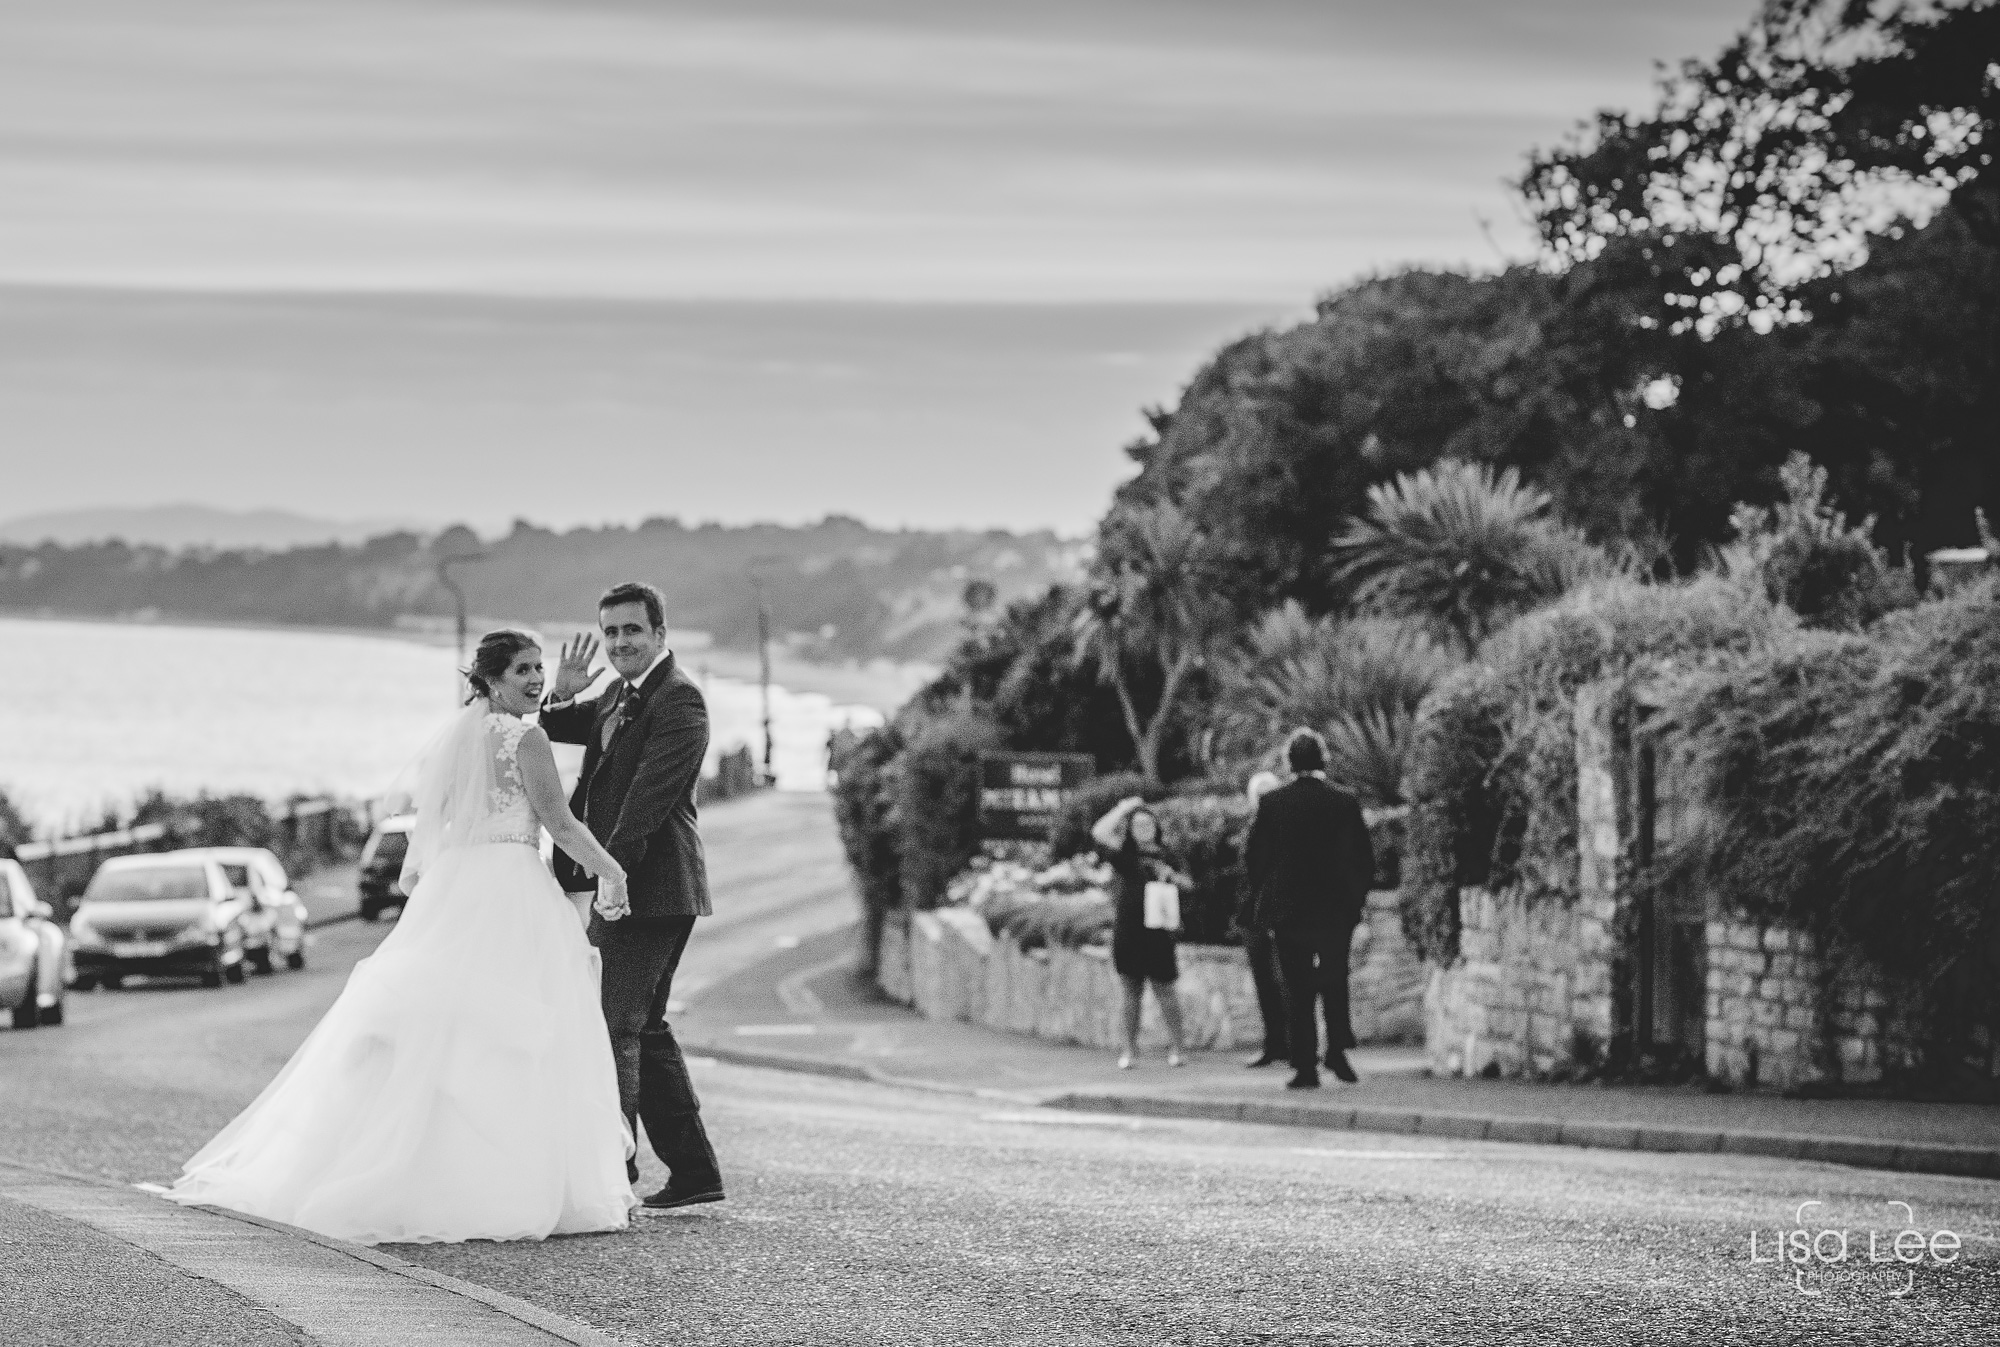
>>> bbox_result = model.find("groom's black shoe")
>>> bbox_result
[1285,1070,1321,1090]
[642,1180,725,1211]
[1325,1050,1359,1084]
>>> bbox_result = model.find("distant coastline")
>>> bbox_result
[0,608,934,714]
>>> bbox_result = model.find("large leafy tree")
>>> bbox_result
[1524,0,2000,551]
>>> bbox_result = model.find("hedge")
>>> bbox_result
[1661,579,2000,1002]
[1400,574,1786,962]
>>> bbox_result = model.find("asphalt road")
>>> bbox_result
[3,794,1995,1345]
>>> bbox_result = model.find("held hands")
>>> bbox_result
[549,633,602,703]
[593,868,631,922]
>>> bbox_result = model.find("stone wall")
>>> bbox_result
[1422,675,1971,1092]
[1423,886,1607,1078]
[1704,918,1923,1091]
[878,888,1426,1053]
[1425,682,1627,1080]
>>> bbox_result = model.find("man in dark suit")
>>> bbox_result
[1245,729,1375,1090]
[543,580,721,1209]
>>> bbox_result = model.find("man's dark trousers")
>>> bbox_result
[1243,928,1289,1060]
[1273,918,1357,1074]
[593,913,720,1189]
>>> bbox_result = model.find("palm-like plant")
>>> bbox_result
[1213,603,1457,805]
[1072,501,1236,782]
[1333,459,1614,651]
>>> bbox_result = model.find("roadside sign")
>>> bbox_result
[978,753,1096,840]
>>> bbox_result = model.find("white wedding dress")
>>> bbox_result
[166,708,635,1245]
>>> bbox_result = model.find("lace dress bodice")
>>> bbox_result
[476,713,541,847]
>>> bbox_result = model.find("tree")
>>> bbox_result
[1523,0,2000,551]
[1526,0,1999,311]
[1072,502,1235,782]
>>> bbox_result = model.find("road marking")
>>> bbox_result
[734,1023,817,1036]
[774,934,801,949]
[776,948,851,1017]
[982,1111,1146,1129]
[131,1182,169,1194]
[1290,1148,1468,1160]
[686,1055,720,1068]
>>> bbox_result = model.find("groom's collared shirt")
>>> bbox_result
[621,648,672,694]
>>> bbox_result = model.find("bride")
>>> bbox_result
[167,629,638,1245]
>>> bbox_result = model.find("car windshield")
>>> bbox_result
[218,863,253,890]
[365,830,409,866]
[86,865,210,903]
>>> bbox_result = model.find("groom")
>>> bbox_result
[543,580,723,1210]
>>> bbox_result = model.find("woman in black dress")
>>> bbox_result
[1095,802,1190,1070]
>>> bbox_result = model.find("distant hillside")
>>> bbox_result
[0,504,428,550]
[0,516,1084,664]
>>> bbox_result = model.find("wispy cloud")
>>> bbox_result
[0,0,1753,301]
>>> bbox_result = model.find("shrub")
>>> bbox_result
[1332,459,1629,651]
[1212,605,1458,805]
[982,888,1116,951]
[1047,772,1166,859]
[1400,663,1505,962]
[830,724,906,970]
[124,790,363,876]
[1661,579,2000,1040]
[1151,794,1256,945]
[891,708,1002,909]
[1722,452,1918,632]
[1401,573,1788,958]
[0,787,30,859]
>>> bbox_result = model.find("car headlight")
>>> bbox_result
[68,919,105,950]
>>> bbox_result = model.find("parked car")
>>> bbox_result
[198,847,310,972]
[1,859,69,1028]
[358,815,415,922]
[68,853,258,989]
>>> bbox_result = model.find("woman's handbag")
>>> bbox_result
[1142,880,1181,932]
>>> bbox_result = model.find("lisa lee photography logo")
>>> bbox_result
[1750,1202,1962,1298]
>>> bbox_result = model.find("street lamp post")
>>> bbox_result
[436,551,487,701]
[749,571,774,786]
[747,556,785,787]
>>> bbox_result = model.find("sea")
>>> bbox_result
[0,616,882,830]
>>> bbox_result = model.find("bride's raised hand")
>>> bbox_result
[550,632,601,701]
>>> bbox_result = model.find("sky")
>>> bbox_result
[0,0,1756,535]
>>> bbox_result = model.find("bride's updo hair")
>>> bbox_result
[464,628,541,704]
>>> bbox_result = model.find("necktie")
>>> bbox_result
[600,684,631,751]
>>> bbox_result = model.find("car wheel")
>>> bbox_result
[40,1001,62,1027]
[10,1001,39,1030]
[223,961,246,985]
[201,969,223,989]
[286,951,306,970]
[251,949,275,975]
[102,973,124,991]
[70,976,97,993]
[360,902,380,922]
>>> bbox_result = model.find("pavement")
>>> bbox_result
[678,923,2000,1181]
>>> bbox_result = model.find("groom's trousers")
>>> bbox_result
[591,913,722,1190]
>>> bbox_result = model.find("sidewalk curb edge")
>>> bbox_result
[0,1156,624,1347]
[1039,1092,2000,1179]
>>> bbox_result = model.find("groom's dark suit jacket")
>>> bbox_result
[541,653,712,920]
